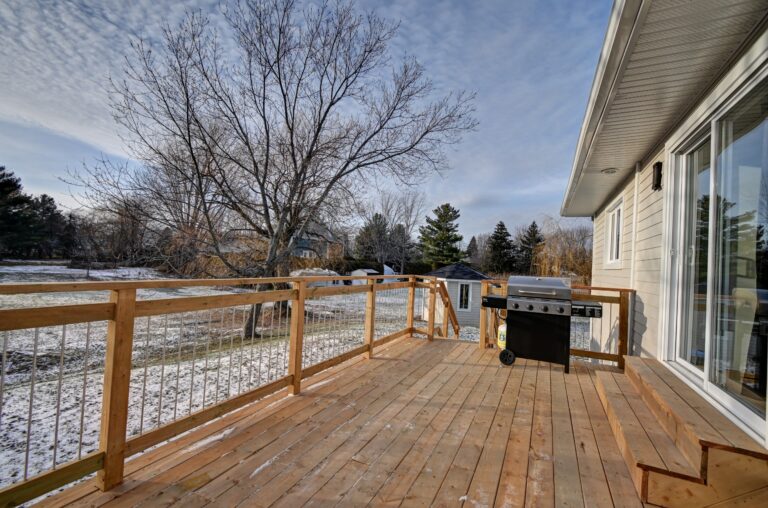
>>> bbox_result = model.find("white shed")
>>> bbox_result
[350,268,379,285]
[424,263,490,327]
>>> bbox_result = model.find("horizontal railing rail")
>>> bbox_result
[0,273,453,506]
[478,280,635,369]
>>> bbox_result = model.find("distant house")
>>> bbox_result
[350,268,379,285]
[292,223,347,260]
[425,263,490,327]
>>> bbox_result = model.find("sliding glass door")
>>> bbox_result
[711,79,768,418]
[676,77,768,426]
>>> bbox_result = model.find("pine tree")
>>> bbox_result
[466,236,477,262]
[485,221,514,273]
[418,203,463,269]
[517,220,544,275]
[355,213,390,263]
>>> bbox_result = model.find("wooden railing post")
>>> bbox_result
[427,278,436,341]
[364,279,376,358]
[479,281,489,349]
[289,280,306,395]
[618,289,630,370]
[441,297,449,338]
[406,276,415,335]
[97,288,136,491]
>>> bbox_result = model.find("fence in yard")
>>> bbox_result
[478,280,635,368]
[0,274,459,505]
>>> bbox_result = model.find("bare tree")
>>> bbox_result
[534,216,592,284]
[88,0,474,280]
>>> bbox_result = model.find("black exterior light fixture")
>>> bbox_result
[652,161,663,191]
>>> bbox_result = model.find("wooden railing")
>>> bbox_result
[0,274,457,506]
[478,280,635,369]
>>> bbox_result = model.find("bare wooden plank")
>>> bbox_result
[429,355,513,506]
[550,364,585,508]
[374,281,412,291]
[134,289,296,317]
[306,285,369,298]
[301,344,369,378]
[0,452,103,507]
[462,357,526,507]
[80,339,440,507]
[563,363,615,508]
[575,364,643,508]
[43,338,423,507]
[288,281,306,394]
[369,349,491,506]
[364,279,375,358]
[406,278,415,329]
[213,342,466,507]
[373,328,410,348]
[495,361,538,507]
[0,303,115,332]
[572,293,622,304]
[271,343,471,507]
[525,360,554,507]
[97,288,136,490]
[571,348,621,362]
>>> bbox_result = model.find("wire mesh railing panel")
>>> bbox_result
[127,299,291,438]
[413,287,428,330]
[302,291,366,368]
[0,322,108,488]
[374,287,409,339]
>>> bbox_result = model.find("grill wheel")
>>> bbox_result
[499,349,516,366]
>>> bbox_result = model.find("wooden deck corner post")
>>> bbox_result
[97,288,136,491]
[364,279,376,358]
[618,289,630,370]
[406,276,415,335]
[479,281,489,349]
[441,294,449,338]
[427,278,436,341]
[289,280,306,395]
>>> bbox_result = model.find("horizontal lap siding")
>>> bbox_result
[590,152,664,359]
[448,280,482,328]
[632,154,664,358]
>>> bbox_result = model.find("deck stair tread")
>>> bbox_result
[625,357,768,459]
[594,370,699,480]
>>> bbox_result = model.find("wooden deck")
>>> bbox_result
[39,338,642,507]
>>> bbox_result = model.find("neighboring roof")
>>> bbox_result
[561,0,768,217]
[426,263,490,281]
[351,268,379,274]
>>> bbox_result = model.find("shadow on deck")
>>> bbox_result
[39,338,641,507]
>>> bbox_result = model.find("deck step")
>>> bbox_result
[624,357,768,469]
[596,359,768,507]
[594,370,700,497]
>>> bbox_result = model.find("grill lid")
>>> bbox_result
[507,276,571,300]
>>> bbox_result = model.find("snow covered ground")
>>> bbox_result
[0,265,412,491]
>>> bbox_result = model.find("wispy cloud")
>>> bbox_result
[0,0,609,233]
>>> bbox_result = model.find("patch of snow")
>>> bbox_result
[185,427,235,452]
[249,457,276,478]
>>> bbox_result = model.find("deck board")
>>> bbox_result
[40,339,643,507]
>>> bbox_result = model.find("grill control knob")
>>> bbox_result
[527,304,534,311]
[512,303,519,309]
[542,305,549,312]
[558,307,565,314]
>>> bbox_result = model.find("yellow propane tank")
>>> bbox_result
[497,323,506,350]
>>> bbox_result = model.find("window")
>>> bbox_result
[458,283,471,311]
[606,201,622,265]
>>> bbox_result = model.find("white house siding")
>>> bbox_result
[590,151,664,359]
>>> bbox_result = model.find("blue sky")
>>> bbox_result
[0,0,610,238]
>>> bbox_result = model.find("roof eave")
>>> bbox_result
[560,0,647,217]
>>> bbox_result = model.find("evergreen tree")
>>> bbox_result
[418,203,463,268]
[517,220,544,275]
[466,236,477,262]
[0,166,33,255]
[485,221,514,273]
[355,213,390,263]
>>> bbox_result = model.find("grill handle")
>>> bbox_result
[515,289,558,297]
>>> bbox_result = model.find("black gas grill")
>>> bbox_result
[482,276,603,373]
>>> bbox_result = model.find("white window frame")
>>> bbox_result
[605,199,623,268]
[661,56,768,444]
[457,282,471,311]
